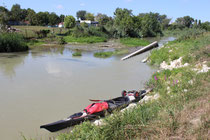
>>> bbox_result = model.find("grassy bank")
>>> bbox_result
[12,26,68,38]
[0,33,28,52]
[64,36,107,44]
[94,49,129,58]
[150,32,210,65]
[56,31,209,140]
[120,38,150,47]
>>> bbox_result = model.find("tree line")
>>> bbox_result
[1,4,210,38]
[0,4,65,26]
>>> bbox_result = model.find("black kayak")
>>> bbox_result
[40,90,146,132]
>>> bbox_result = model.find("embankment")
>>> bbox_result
[57,32,210,140]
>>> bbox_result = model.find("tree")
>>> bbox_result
[201,22,210,31]
[95,13,110,25]
[141,12,162,37]
[76,10,86,20]
[36,12,49,26]
[0,6,9,30]
[48,12,59,26]
[175,16,194,28]
[20,9,28,21]
[59,14,65,22]
[113,8,134,37]
[64,15,76,29]
[10,4,22,21]
[26,8,37,25]
[85,13,94,21]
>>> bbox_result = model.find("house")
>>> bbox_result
[80,20,99,26]
[58,22,64,28]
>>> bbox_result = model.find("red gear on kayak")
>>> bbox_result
[84,102,108,114]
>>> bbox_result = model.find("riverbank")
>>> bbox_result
[57,32,210,139]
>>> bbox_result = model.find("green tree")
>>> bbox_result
[36,12,49,26]
[141,12,162,37]
[48,12,59,26]
[76,10,86,20]
[59,14,65,22]
[85,13,94,21]
[20,9,28,21]
[113,8,134,37]
[201,21,210,31]
[10,4,22,21]
[176,16,194,28]
[26,8,37,25]
[64,15,76,29]
[0,6,9,30]
[95,13,110,25]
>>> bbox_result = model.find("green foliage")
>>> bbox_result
[175,16,194,28]
[85,13,95,21]
[72,51,82,57]
[48,12,60,26]
[140,12,163,37]
[94,51,114,58]
[113,8,135,37]
[58,37,66,45]
[0,33,28,52]
[70,25,109,38]
[150,31,210,65]
[64,15,76,29]
[95,13,111,26]
[34,29,50,38]
[120,38,150,47]
[10,4,22,21]
[76,10,87,20]
[64,36,107,44]
[0,6,9,30]
[201,22,210,31]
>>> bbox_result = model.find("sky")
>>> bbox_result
[1,0,209,22]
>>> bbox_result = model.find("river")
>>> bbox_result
[0,37,174,140]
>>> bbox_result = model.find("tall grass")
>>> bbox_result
[0,33,28,52]
[149,32,210,65]
[120,38,150,47]
[64,36,107,44]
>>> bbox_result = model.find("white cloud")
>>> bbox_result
[46,62,72,78]
[56,4,63,9]
[80,3,85,7]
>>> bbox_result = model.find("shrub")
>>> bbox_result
[0,33,28,52]
[120,38,150,47]
[72,51,82,57]
[58,37,66,45]
[94,51,113,58]
[34,29,50,38]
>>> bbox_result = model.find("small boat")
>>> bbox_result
[40,90,146,132]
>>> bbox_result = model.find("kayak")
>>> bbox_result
[40,90,146,132]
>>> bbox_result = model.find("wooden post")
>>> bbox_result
[121,41,158,61]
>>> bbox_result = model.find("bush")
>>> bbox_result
[64,36,107,44]
[120,38,150,47]
[58,37,66,45]
[94,51,113,58]
[0,33,28,52]
[34,29,50,38]
[70,25,109,38]
[72,51,82,57]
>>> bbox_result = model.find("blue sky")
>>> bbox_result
[1,0,209,22]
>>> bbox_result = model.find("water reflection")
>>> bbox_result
[0,52,29,77]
